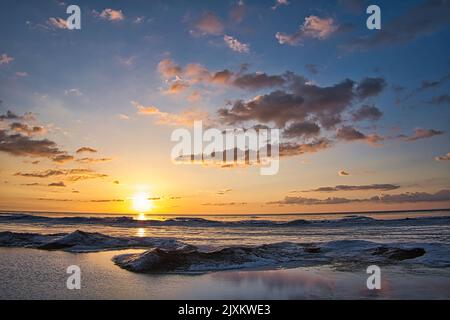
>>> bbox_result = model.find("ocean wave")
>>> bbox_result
[1,213,450,229]
[1,230,447,272]
[113,239,450,273]
[0,230,182,252]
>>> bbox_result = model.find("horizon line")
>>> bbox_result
[0,207,449,217]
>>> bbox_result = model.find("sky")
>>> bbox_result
[0,0,449,215]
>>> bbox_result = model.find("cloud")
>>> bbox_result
[272,0,290,10]
[9,122,46,136]
[224,35,250,53]
[276,16,338,46]
[133,16,146,24]
[21,183,44,187]
[211,69,233,85]
[37,198,124,203]
[429,94,450,105]
[269,189,450,205]
[0,110,35,121]
[153,61,391,162]
[232,73,285,90]
[0,111,19,120]
[117,114,130,120]
[15,71,29,77]
[15,169,65,178]
[343,0,450,51]
[157,58,183,79]
[0,53,14,65]
[402,72,450,102]
[435,152,450,161]
[418,73,450,91]
[217,188,233,195]
[202,202,247,206]
[15,168,108,181]
[65,88,83,96]
[47,17,68,29]
[218,77,355,128]
[157,58,289,92]
[0,129,68,159]
[302,184,401,192]
[76,157,112,164]
[96,8,125,21]
[374,189,450,203]
[229,1,246,24]
[51,154,74,164]
[339,170,350,176]
[76,147,97,154]
[194,12,224,35]
[401,128,445,142]
[48,181,66,187]
[336,126,383,146]
[165,80,190,94]
[0,111,76,163]
[133,101,210,126]
[352,105,383,122]
[283,121,321,138]
[279,139,333,157]
[355,77,387,99]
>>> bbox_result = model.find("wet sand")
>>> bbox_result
[1,248,449,299]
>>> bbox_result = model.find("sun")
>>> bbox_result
[132,192,153,213]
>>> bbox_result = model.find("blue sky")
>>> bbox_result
[0,0,449,214]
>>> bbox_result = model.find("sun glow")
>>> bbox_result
[132,192,153,213]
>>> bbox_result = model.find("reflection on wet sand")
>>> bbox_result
[212,269,337,299]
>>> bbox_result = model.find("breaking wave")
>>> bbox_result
[1,213,449,229]
[113,240,450,273]
[0,230,182,252]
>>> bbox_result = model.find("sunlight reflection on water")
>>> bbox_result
[136,228,146,237]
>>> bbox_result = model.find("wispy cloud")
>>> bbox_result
[133,101,210,126]
[48,181,66,187]
[351,105,383,122]
[0,53,14,65]
[300,184,401,193]
[76,147,97,154]
[15,168,108,181]
[194,12,224,35]
[336,126,383,146]
[202,202,247,206]
[269,189,450,205]
[435,152,450,161]
[276,16,338,46]
[47,17,68,29]
[65,88,83,96]
[224,35,250,53]
[76,157,112,164]
[271,0,290,10]
[400,128,445,142]
[94,8,125,22]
